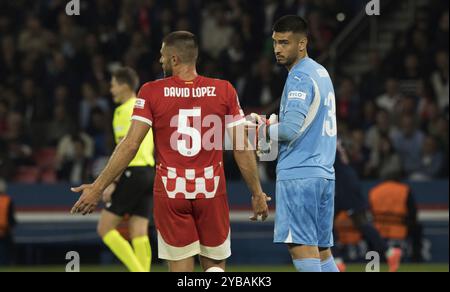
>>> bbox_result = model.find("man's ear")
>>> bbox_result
[170,55,179,67]
[299,37,308,52]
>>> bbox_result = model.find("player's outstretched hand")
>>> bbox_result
[70,184,103,215]
[250,193,272,222]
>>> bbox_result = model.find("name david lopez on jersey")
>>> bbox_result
[164,86,217,98]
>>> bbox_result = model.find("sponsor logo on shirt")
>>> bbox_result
[135,98,146,109]
[288,91,307,100]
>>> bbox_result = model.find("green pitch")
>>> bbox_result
[0,264,448,272]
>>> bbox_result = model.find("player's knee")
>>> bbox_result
[97,221,114,238]
[129,221,148,239]
[288,244,320,259]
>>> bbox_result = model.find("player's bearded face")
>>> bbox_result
[273,32,304,67]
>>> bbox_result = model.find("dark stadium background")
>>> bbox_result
[0,0,448,272]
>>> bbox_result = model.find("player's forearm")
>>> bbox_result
[233,150,263,196]
[92,138,140,191]
[269,111,305,142]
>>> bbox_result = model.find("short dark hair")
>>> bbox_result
[163,31,199,64]
[273,15,308,35]
[112,67,140,91]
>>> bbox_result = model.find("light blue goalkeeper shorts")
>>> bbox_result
[274,178,335,248]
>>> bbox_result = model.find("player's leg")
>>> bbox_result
[97,209,123,238]
[98,210,145,272]
[154,196,201,272]
[129,216,151,272]
[199,257,226,272]
[351,210,388,256]
[168,257,196,272]
[288,244,321,272]
[194,196,231,272]
[351,211,402,272]
[319,248,338,272]
[100,170,151,272]
[128,169,154,272]
[274,179,322,272]
[318,179,339,272]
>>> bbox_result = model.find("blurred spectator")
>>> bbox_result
[399,54,423,96]
[410,135,444,181]
[57,137,91,184]
[421,102,441,136]
[365,134,402,180]
[336,78,360,124]
[55,129,94,172]
[47,104,74,146]
[86,107,113,158]
[347,129,370,177]
[365,109,395,152]
[391,115,425,177]
[3,112,33,167]
[369,180,423,262]
[375,78,403,115]
[0,99,9,138]
[242,57,284,111]
[79,83,110,129]
[430,50,449,112]
[361,100,378,131]
[0,140,14,180]
[18,15,53,55]
[201,3,234,59]
[434,10,449,51]
[360,51,386,100]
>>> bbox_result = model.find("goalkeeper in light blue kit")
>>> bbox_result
[256,15,339,272]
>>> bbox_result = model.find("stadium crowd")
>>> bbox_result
[0,0,448,184]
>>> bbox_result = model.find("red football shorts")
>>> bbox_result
[154,195,231,261]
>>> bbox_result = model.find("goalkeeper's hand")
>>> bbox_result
[249,114,278,156]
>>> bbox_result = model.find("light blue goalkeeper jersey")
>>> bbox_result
[276,57,337,181]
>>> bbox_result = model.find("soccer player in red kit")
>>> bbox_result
[70,31,271,272]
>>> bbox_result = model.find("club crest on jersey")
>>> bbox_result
[135,98,146,109]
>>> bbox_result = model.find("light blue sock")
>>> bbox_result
[293,258,322,272]
[321,256,340,272]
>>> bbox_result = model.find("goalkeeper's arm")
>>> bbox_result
[267,110,306,142]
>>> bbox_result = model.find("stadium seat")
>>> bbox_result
[33,148,57,169]
[13,166,40,184]
[40,169,57,184]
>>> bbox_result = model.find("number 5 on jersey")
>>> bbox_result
[177,109,202,157]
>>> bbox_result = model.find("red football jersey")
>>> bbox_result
[132,75,245,200]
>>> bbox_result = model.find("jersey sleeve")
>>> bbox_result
[284,74,315,117]
[225,81,246,128]
[131,83,154,126]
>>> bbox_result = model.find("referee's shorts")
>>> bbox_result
[106,166,155,220]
